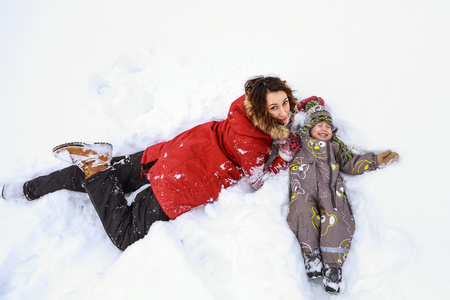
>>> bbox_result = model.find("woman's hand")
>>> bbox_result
[297,96,325,112]
[276,132,301,162]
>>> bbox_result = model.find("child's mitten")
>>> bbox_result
[377,150,399,166]
[276,132,301,161]
[297,96,325,112]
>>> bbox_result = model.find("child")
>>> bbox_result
[287,100,399,294]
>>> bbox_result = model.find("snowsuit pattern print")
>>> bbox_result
[287,137,378,267]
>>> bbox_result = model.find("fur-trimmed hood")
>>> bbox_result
[243,96,293,140]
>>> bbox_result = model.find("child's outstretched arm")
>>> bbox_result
[376,150,400,167]
[339,147,399,175]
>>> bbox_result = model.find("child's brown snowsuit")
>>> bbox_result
[287,137,378,267]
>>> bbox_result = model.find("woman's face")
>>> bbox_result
[266,91,290,125]
[310,121,333,141]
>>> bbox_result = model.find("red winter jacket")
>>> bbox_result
[141,95,288,219]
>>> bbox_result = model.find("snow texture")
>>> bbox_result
[1,0,449,299]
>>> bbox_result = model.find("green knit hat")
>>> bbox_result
[299,100,354,163]
[303,100,337,135]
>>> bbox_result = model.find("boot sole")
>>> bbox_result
[307,271,323,280]
[0,185,5,200]
[52,142,112,154]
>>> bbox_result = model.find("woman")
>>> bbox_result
[2,76,320,250]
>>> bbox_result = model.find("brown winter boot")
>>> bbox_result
[52,142,113,178]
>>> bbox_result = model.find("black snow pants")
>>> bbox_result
[24,151,170,250]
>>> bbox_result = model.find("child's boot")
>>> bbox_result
[52,142,112,178]
[303,249,323,279]
[322,264,342,294]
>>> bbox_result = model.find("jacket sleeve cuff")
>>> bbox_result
[278,151,294,162]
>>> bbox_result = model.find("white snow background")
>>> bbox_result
[0,0,449,299]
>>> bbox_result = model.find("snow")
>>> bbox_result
[0,0,449,299]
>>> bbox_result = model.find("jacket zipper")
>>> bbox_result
[327,142,337,211]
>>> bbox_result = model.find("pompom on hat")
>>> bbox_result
[303,100,337,135]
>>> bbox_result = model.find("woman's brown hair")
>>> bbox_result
[244,76,297,139]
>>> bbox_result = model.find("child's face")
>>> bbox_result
[310,121,333,141]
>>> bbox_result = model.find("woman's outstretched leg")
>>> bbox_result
[22,149,147,200]
[24,165,86,200]
[15,142,168,250]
